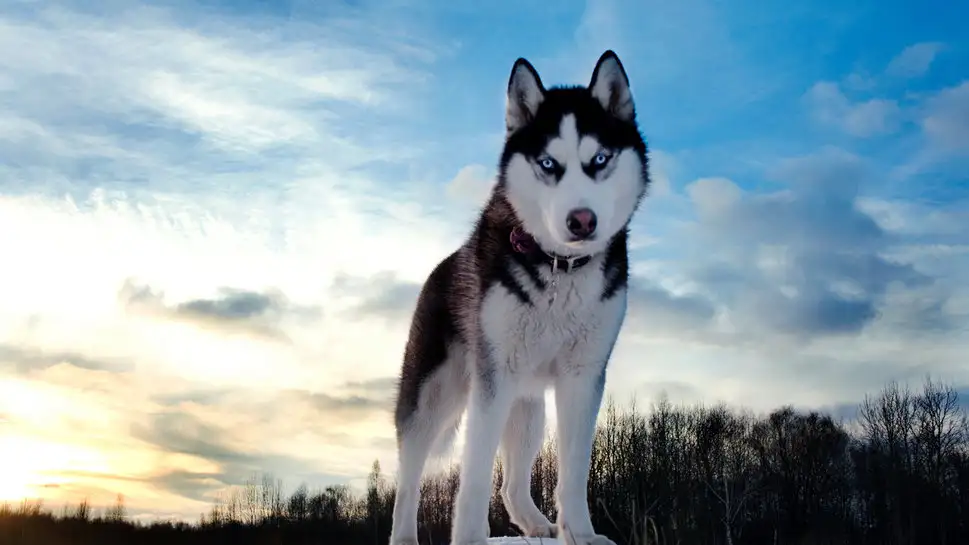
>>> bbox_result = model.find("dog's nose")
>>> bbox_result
[566,208,597,239]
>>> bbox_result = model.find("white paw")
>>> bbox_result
[522,522,556,538]
[389,538,419,545]
[509,513,556,538]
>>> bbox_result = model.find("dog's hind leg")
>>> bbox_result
[390,358,468,545]
[390,420,433,545]
[499,396,556,537]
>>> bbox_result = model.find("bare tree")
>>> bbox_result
[288,483,310,523]
[4,376,967,545]
[103,494,126,523]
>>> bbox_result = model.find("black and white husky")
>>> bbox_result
[389,50,650,545]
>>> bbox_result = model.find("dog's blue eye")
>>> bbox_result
[594,152,609,165]
[539,158,556,171]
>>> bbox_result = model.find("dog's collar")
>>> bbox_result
[509,226,593,273]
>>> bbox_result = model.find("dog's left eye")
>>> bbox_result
[593,152,610,166]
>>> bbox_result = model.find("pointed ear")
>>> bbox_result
[506,57,546,134]
[589,50,635,122]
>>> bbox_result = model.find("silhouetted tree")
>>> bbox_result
[3,376,969,545]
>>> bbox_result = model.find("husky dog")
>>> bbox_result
[389,50,649,545]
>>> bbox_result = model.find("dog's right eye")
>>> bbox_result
[538,158,557,172]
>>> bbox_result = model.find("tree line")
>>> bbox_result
[2,377,967,545]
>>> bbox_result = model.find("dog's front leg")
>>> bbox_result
[553,364,617,545]
[450,351,516,545]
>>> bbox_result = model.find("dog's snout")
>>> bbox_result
[566,207,597,239]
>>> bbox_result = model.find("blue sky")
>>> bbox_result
[0,0,967,523]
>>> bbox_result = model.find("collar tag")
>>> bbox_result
[551,254,586,273]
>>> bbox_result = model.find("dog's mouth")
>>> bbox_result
[558,236,600,257]
[565,234,597,244]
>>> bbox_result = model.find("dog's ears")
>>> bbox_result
[589,50,635,123]
[506,57,546,134]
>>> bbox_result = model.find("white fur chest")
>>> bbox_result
[479,259,626,383]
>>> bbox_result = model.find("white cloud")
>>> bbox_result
[686,177,742,219]
[446,164,496,206]
[623,147,969,416]
[921,81,969,154]
[885,42,944,79]
[804,81,902,137]
[856,197,969,238]
[645,149,674,197]
[0,3,435,164]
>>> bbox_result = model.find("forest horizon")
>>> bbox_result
[3,375,967,545]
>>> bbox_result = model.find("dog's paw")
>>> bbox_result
[389,538,420,545]
[510,514,556,538]
[522,522,557,538]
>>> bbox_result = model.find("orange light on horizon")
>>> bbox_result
[0,434,111,503]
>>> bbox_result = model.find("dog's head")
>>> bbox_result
[497,50,649,258]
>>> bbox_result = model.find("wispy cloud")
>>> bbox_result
[0,3,436,162]
[120,280,322,343]
[920,81,969,154]
[804,81,902,137]
[0,0,456,517]
[798,40,968,185]
[886,42,945,79]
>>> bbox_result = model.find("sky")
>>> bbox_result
[1,0,968,524]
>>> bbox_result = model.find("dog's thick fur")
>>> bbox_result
[389,51,650,545]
